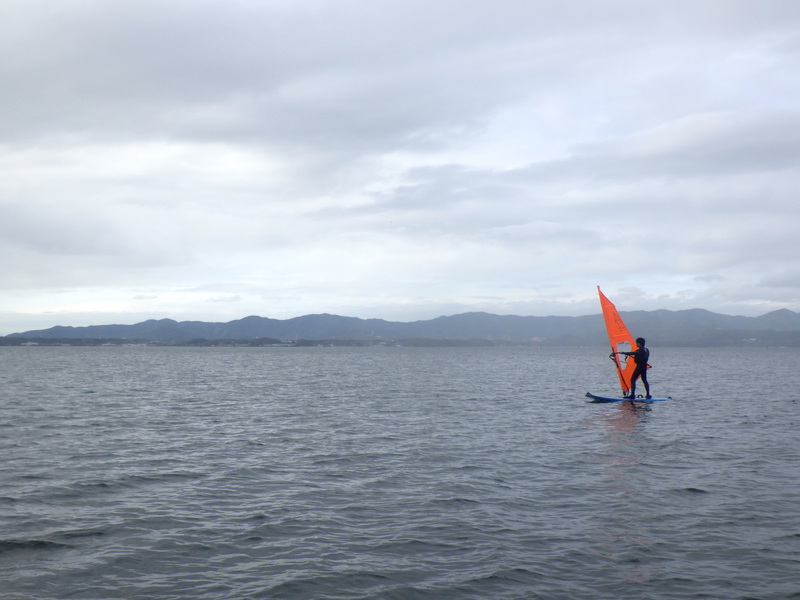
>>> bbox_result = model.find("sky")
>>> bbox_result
[2,0,800,334]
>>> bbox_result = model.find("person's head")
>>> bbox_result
[636,337,645,347]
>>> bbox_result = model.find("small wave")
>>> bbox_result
[57,527,108,540]
[374,538,459,554]
[468,566,544,585]
[431,496,481,506]
[0,538,71,555]
[264,569,403,600]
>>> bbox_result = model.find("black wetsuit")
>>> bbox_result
[628,346,650,397]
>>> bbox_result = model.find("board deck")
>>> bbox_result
[585,392,671,403]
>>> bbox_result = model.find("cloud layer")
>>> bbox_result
[2,0,799,332]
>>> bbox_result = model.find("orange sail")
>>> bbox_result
[597,286,637,395]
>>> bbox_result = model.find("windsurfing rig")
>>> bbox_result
[597,286,637,397]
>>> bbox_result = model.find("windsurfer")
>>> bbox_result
[620,337,650,399]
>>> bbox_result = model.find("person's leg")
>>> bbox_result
[628,372,638,397]
[642,370,650,398]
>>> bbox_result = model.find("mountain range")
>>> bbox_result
[7,308,800,346]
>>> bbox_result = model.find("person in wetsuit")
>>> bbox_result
[622,337,650,399]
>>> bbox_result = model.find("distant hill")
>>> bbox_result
[6,308,800,346]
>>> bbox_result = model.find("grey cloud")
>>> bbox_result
[2,0,799,330]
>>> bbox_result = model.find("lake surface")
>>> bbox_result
[1,346,798,599]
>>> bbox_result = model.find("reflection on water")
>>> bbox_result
[607,400,651,430]
[587,402,663,587]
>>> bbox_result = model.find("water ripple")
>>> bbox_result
[1,346,799,599]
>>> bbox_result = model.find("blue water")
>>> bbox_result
[1,346,799,599]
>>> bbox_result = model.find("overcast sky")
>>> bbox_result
[2,0,799,333]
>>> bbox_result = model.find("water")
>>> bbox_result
[1,346,798,599]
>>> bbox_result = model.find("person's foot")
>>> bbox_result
[646,395,652,399]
